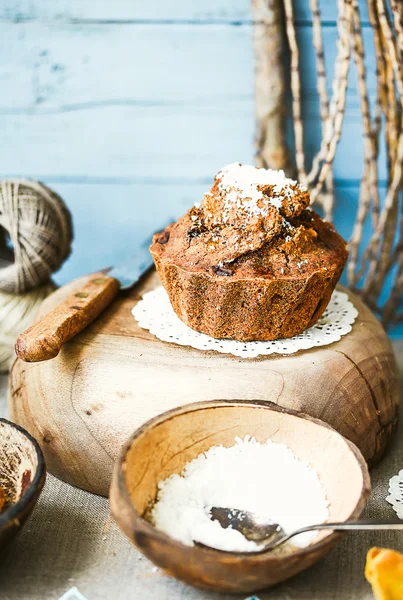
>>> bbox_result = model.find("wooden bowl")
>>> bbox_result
[110,400,370,594]
[0,418,46,547]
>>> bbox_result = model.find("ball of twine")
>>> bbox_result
[0,180,73,293]
[0,282,54,372]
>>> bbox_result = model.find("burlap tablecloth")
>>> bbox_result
[0,344,402,600]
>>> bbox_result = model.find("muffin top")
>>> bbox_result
[151,164,347,280]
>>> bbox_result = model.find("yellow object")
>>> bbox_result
[365,547,403,600]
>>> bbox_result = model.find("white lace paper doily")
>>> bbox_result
[132,286,358,358]
[386,470,403,519]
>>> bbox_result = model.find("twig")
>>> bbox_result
[284,0,306,182]
[310,0,353,202]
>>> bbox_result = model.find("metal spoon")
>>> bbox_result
[209,506,403,553]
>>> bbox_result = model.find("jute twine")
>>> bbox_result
[0,281,54,372]
[0,180,73,293]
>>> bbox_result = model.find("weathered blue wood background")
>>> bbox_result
[1,0,401,334]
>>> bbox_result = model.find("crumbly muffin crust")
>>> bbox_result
[150,164,348,341]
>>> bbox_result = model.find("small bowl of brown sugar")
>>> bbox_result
[0,418,46,548]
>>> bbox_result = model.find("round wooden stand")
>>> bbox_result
[8,271,400,496]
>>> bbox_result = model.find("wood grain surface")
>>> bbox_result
[8,270,400,496]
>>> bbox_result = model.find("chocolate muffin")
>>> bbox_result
[150,163,348,341]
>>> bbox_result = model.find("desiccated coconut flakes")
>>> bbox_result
[214,163,305,220]
[151,436,329,553]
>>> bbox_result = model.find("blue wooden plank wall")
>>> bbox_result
[0,0,401,335]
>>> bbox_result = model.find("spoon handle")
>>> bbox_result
[268,519,403,550]
[280,519,403,546]
[303,520,403,532]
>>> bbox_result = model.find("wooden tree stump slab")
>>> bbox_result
[8,271,400,496]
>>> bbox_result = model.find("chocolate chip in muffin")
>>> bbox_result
[157,230,170,244]
[187,220,208,240]
[188,227,202,240]
[212,265,234,277]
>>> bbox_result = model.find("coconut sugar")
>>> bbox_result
[151,436,329,552]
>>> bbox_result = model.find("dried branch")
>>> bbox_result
[252,0,403,326]
[310,0,354,202]
[348,1,380,286]
[252,0,291,171]
[310,0,335,220]
[284,0,306,182]
[359,0,403,304]
[368,0,386,161]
